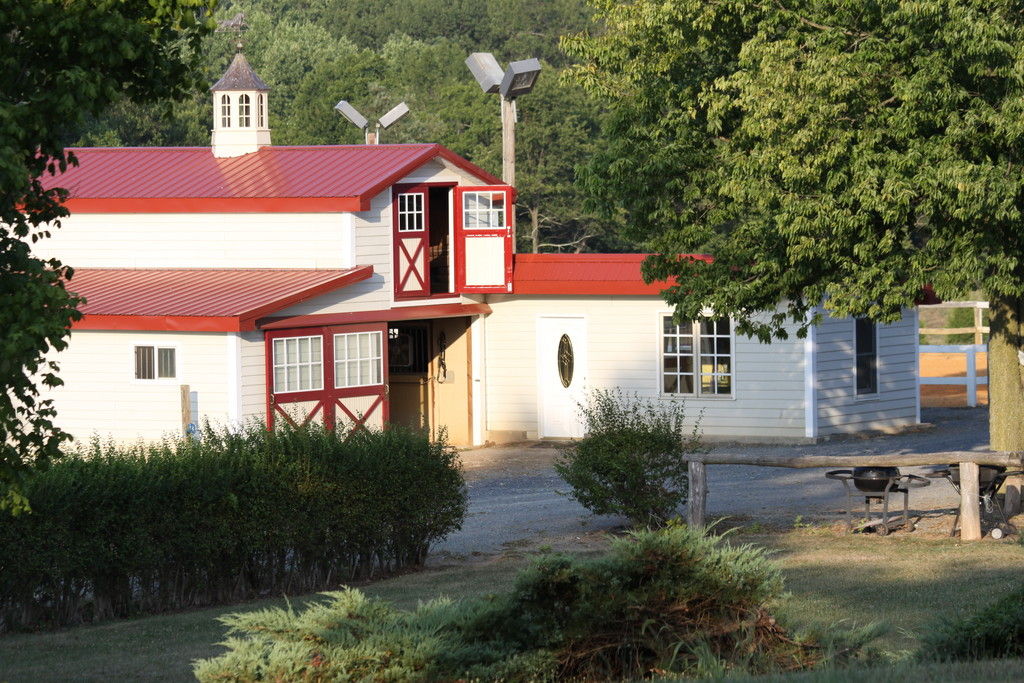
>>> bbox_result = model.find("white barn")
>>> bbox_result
[36,54,921,446]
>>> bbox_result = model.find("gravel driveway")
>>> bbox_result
[433,407,990,559]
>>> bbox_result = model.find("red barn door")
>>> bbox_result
[454,185,514,294]
[266,323,389,434]
[393,186,430,299]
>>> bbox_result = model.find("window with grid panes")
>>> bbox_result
[334,331,383,388]
[462,191,506,228]
[272,336,323,393]
[661,317,733,397]
[238,94,251,127]
[220,94,231,127]
[134,346,176,380]
[397,193,424,231]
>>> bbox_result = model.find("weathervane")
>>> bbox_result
[216,12,248,51]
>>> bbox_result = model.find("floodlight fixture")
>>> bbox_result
[499,58,542,99]
[378,102,409,129]
[464,53,543,185]
[466,52,504,94]
[334,100,368,130]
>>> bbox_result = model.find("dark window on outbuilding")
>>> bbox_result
[855,318,877,395]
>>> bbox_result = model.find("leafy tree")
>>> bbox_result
[0,0,215,511]
[565,0,1024,450]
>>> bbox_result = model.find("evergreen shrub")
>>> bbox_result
[0,424,466,631]
[194,525,820,681]
[555,389,701,527]
[919,583,1024,662]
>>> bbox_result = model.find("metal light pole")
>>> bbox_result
[465,53,542,186]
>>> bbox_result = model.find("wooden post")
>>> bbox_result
[500,96,516,186]
[688,461,707,530]
[959,461,982,540]
[180,384,191,436]
[974,305,984,345]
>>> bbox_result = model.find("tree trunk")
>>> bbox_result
[529,206,540,253]
[988,295,1024,452]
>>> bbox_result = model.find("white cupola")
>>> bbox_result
[210,46,271,158]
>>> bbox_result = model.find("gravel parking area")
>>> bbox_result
[433,407,995,560]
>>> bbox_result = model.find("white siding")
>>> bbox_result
[397,158,489,185]
[272,189,393,316]
[34,212,352,269]
[239,330,266,423]
[44,330,233,443]
[815,311,919,435]
[481,296,808,441]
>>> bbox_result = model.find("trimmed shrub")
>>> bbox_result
[555,389,701,527]
[195,525,821,681]
[0,423,466,631]
[919,584,1024,662]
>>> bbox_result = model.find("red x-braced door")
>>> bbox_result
[393,186,430,299]
[265,323,389,435]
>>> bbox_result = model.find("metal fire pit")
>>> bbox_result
[826,466,930,535]
[927,465,1024,539]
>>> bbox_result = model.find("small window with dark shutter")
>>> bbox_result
[855,318,877,395]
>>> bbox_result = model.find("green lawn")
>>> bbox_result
[2,529,1023,682]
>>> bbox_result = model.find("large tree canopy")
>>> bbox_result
[0,0,215,510]
[565,0,1024,449]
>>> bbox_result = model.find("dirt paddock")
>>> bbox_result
[920,351,988,407]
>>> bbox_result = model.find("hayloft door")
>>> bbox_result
[393,186,430,299]
[454,186,514,293]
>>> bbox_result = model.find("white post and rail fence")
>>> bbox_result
[919,301,988,407]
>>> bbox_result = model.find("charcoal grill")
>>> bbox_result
[826,466,930,535]
[927,465,1024,539]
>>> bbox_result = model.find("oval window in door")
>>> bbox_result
[557,334,574,388]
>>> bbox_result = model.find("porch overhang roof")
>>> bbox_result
[259,302,491,330]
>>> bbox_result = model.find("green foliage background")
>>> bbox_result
[71,0,634,254]
[0,0,216,512]
[0,424,467,632]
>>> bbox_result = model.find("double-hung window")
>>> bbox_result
[334,331,383,388]
[855,318,878,395]
[661,316,733,397]
[272,335,323,393]
[135,346,176,380]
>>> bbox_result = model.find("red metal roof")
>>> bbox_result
[513,254,698,295]
[49,144,501,213]
[69,267,373,332]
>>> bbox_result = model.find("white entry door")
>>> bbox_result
[537,317,587,438]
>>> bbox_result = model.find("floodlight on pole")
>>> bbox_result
[378,102,409,129]
[334,99,409,144]
[464,52,542,186]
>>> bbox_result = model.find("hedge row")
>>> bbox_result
[0,424,467,631]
